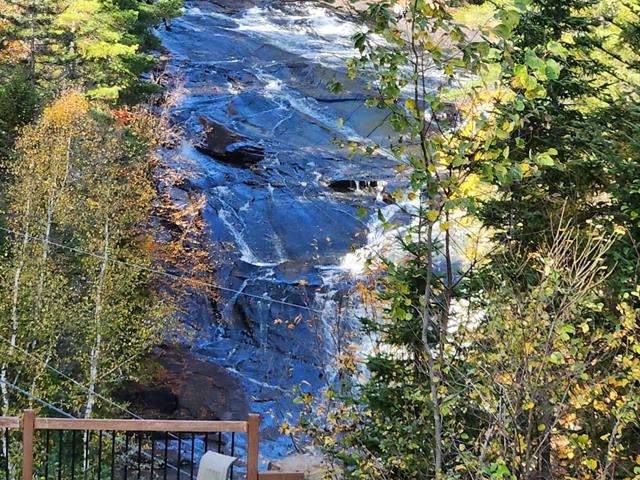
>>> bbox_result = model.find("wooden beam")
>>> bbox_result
[0,417,20,429]
[258,473,306,480]
[21,410,35,480]
[34,418,248,433]
[246,413,260,480]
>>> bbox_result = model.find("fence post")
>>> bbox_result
[247,413,260,480]
[21,410,35,480]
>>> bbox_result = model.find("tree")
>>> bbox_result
[461,221,640,478]
[294,0,567,477]
[0,0,184,103]
[296,0,640,478]
[0,91,172,420]
[480,0,640,291]
[0,66,38,159]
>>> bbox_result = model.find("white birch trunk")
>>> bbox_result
[1,193,33,416]
[36,137,71,307]
[84,222,110,419]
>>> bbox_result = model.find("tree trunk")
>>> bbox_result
[0,193,33,416]
[84,222,109,419]
[420,222,443,479]
[36,136,72,308]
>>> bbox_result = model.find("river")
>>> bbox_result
[156,0,406,464]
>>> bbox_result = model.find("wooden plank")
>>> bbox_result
[21,410,35,480]
[258,473,305,480]
[34,418,248,433]
[246,413,260,480]
[0,417,20,429]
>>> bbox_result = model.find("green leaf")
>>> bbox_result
[546,41,568,59]
[523,75,538,91]
[548,352,562,364]
[537,153,554,167]
[494,23,512,39]
[545,59,561,80]
[514,64,528,80]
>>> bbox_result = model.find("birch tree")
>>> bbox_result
[0,92,170,420]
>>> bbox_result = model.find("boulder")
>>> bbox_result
[268,453,340,480]
[196,116,264,167]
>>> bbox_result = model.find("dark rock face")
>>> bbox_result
[120,345,249,421]
[328,179,378,192]
[196,116,265,167]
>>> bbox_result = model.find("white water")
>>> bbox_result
[235,5,365,68]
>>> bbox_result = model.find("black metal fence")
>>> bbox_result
[0,413,262,480]
[1,420,21,480]
[34,429,240,480]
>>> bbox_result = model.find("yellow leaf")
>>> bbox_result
[427,210,439,222]
[459,173,480,196]
[584,459,597,470]
[405,98,417,115]
[439,221,450,232]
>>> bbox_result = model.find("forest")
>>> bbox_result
[0,0,639,479]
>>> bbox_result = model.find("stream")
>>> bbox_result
[156,0,408,464]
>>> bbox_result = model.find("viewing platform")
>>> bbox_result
[0,411,303,480]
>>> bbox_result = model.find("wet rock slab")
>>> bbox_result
[156,0,412,461]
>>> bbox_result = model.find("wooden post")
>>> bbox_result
[21,409,35,480]
[247,413,260,480]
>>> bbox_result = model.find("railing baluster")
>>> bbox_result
[44,430,51,480]
[110,432,116,480]
[203,433,208,453]
[137,433,142,480]
[177,435,182,480]
[230,432,235,480]
[216,433,221,454]
[163,433,168,480]
[189,434,195,480]
[150,436,155,480]
[57,430,63,480]
[83,431,90,480]
[124,432,130,480]
[71,430,77,480]
[97,431,103,480]
[4,428,10,480]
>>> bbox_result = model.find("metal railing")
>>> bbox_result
[0,411,302,480]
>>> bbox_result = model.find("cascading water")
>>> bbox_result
[157,0,421,462]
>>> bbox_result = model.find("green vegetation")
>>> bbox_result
[294,0,640,478]
[0,0,184,421]
[1,0,640,477]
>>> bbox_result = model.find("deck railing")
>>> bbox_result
[0,411,302,480]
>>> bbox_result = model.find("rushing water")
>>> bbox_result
[159,0,409,462]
